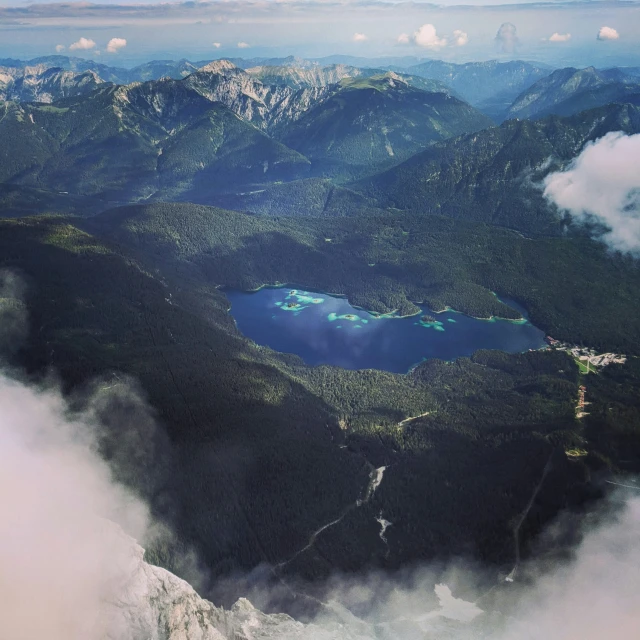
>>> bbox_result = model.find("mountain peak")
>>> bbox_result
[197,59,238,74]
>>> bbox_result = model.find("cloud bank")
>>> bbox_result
[544,132,640,255]
[69,37,96,51]
[453,29,469,47]
[549,32,571,42]
[106,37,127,54]
[353,32,367,42]
[597,26,620,41]
[414,23,447,49]
[0,371,152,640]
[495,494,640,640]
[297,489,640,639]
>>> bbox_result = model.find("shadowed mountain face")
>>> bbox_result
[279,74,494,179]
[506,66,640,121]
[356,102,640,234]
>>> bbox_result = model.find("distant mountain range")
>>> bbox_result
[1,55,639,225]
[0,55,548,113]
[0,62,492,201]
[7,56,640,127]
[506,66,640,120]
[0,64,103,103]
[398,59,551,119]
[0,55,204,84]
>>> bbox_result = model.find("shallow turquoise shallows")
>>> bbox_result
[226,288,546,373]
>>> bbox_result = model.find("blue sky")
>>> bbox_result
[0,1,638,67]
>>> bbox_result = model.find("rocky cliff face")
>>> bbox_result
[184,63,332,132]
[0,65,103,103]
[104,537,227,640]
[107,533,483,640]
[245,63,368,89]
[104,533,360,640]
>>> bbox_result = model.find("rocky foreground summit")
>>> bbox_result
[104,532,373,640]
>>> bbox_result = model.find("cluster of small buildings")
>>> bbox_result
[545,336,627,370]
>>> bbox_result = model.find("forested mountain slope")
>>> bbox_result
[356,103,640,234]
[0,81,310,201]
[7,205,626,601]
[280,75,494,179]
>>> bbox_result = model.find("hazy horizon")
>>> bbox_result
[0,0,638,68]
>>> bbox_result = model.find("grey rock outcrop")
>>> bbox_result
[0,65,103,103]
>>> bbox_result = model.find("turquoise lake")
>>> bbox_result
[226,288,547,373]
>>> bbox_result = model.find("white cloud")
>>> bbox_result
[55,44,65,53]
[212,42,221,48]
[494,494,640,640]
[544,132,640,255]
[106,37,127,54]
[597,26,620,41]
[237,41,250,48]
[397,33,410,45]
[495,21,518,53]
[353,32,368,42]
[0,372,152,640]
[414,24,447,49]
[452,29,468,46]
[549,32,571,42]
[69,37,96,51]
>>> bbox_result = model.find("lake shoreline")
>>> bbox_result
[223,282,527,324]
[225,286,546,374]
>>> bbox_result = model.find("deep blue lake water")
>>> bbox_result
[226,288,546,373]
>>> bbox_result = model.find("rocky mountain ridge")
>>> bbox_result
[107,528,474,640]
[0,65,103,102]
[100,529,314,640]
